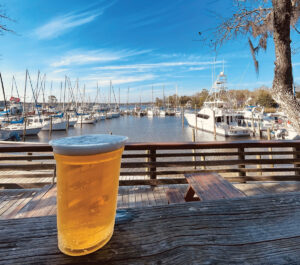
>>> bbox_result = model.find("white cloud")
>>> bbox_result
[82,73,155,86]
[34,11,100,39]
[51,49,151,67]
[94,60,223,71]
[189,67,207,71]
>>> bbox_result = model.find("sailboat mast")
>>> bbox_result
[23,70,28,115]
[63,76,66,113]
[0,73,9,119]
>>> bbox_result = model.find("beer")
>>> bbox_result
[50,134,127,256]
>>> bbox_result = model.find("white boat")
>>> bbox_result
[175,110,181,116]
[68,117,78,127]
[99,113,106,120]
[77,114,96,124]
[147,109,154,117]
[159,110,166,117]
[184,71,250,137]
[2,123,42,136]
[40,116,67,131]
[111,110,120,118]
[106,112,113,119]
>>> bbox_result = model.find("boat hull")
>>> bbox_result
[184,113,250,137]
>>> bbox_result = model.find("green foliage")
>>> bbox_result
[254,89,278,108]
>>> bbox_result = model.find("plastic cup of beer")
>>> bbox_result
[50,134,128,256]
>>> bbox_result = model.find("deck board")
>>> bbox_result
[2,178,300,219]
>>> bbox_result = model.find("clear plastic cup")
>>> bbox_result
[50,134,128,256]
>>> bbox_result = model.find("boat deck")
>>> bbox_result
[1,179,300,220]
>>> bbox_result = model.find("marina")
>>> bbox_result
[1,0,300,263]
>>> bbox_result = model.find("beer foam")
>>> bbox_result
[49,134,128,156]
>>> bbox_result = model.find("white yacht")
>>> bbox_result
[184,71,250,137]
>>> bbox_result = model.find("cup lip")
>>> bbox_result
[49,134,128,156]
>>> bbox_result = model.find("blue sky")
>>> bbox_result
[0,0,300,103]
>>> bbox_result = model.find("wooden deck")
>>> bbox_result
[1,180,300,220]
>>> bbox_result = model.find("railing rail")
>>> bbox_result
[1,140,300,189]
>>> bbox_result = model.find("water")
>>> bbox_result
[25,116,251,143]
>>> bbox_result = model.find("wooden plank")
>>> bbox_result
[0,173,55,179]
[185,173,246,201]
[0,155,54,161]
[0,163,55,170]
[0,182,51,189]
[1,191,36,218]
[122,150,300,158]
[1,192,300,264]
[13,185,53,219]
[121,158,300,169]
[119,178,188,186]
[166,189,185,204]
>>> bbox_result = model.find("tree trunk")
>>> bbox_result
[272,0,300,134]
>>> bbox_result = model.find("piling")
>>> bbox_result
[22,117,27,142]
[49,116,53,138]
[181,107,184,128]
[267,128,274,167]
[251,113,255,136]
[80,115,83,128]
[192,129,196,169]
[194,105,197,134]
[66,114,69,132]
[258,118,262,138]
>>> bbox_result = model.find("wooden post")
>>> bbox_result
[256,154,262,176]
[201,155,205,170]
[258,118,262,138]
[192,129,196,169]
[149,148,156,180]
[293,147,300,178]
[267,128,274,168]
[238,147,246,182]
[49,116,53,138]
[66,114,69,132]
[80,115,83,128]
[194,104,197,134]
[22,117,27,142]
[251,113,255,136]
[181,107,184,128]
[27,152,32,162]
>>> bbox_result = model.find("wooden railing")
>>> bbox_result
[1,140,300,189]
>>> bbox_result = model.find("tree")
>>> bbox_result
[205,0,300,133]
[255,89,278,108]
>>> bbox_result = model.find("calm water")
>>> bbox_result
[25,116,251,143]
